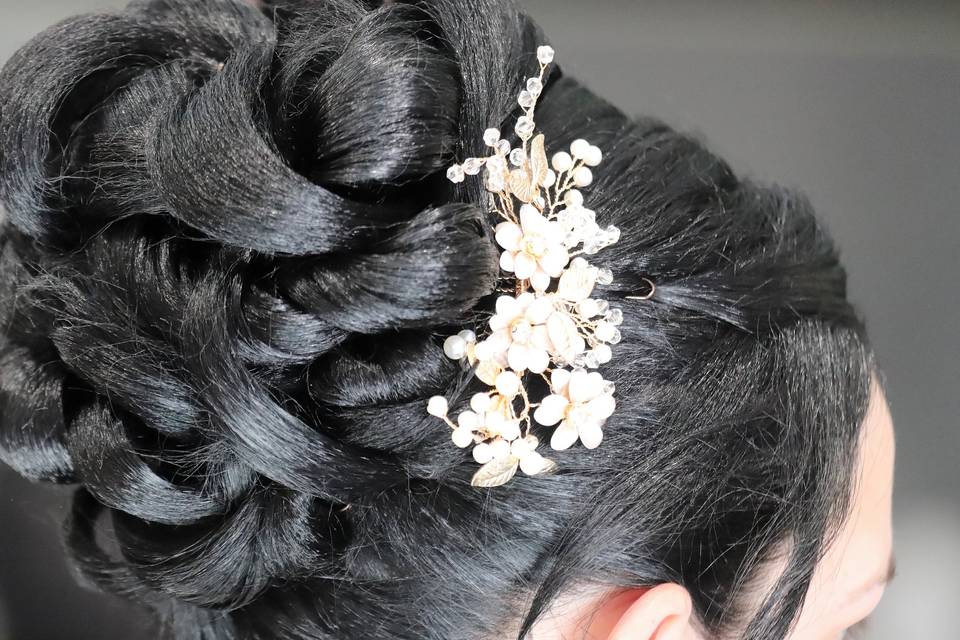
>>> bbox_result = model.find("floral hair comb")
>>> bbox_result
[427,45,628,487]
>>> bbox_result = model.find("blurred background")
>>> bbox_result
[0,1,958,638]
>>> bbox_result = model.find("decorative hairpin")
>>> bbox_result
[428,45,624,487]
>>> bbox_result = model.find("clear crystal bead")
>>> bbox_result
[595,322,616,342]
[462,158,483,175]
[510,148,526,167]
[609,329,622,344]
[596,268,614,285]
[515,116,535,139]
[537,45,555,64]
[606,308,624,325]
[483,128,501,147]
[446,165,465,183]
[497,140,511,155]
[596,299,610,316]
[487,155,506,172]
[526,77,543,97]
[595,344,613,364]
[602,381,616,395]
[583,351,600,369]
[518,90,535,109]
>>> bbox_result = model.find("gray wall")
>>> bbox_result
[1,1,958,639]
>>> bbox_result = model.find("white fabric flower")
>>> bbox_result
[533,369,616,451]
[495,204,570,291]
[476,292,555,373]
[472,434,554,476]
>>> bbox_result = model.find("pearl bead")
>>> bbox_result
[457,329,477,344]
[537,45,555,64]
[443,335,467,359]
[495,370,521,397]
[446,165,465,183]
[573,166,593,187]
[584,145,603,167]
[551,151,573,172]
[451,427,474,448]
[427,396,448,417]
[496,140,511,155]
[564,189,584,207]
[570,139,590,159]
[483,128,501,147]
[470,393,492,413]
[542,169,556,188]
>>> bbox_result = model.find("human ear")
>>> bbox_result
[606,583,695,640]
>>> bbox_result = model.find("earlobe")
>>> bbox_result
[608,583,694,640]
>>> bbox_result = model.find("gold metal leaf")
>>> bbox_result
[471,456,520,487]
[508,135,549,203]
[529,134,548,187]
[509,168,536,203]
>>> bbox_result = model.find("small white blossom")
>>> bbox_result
[476,292,554,373]
[495,204,569,291]
[534,369,616,451]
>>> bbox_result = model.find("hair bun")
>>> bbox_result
[0,0,526,611]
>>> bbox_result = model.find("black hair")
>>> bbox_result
[0,1,874,639]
